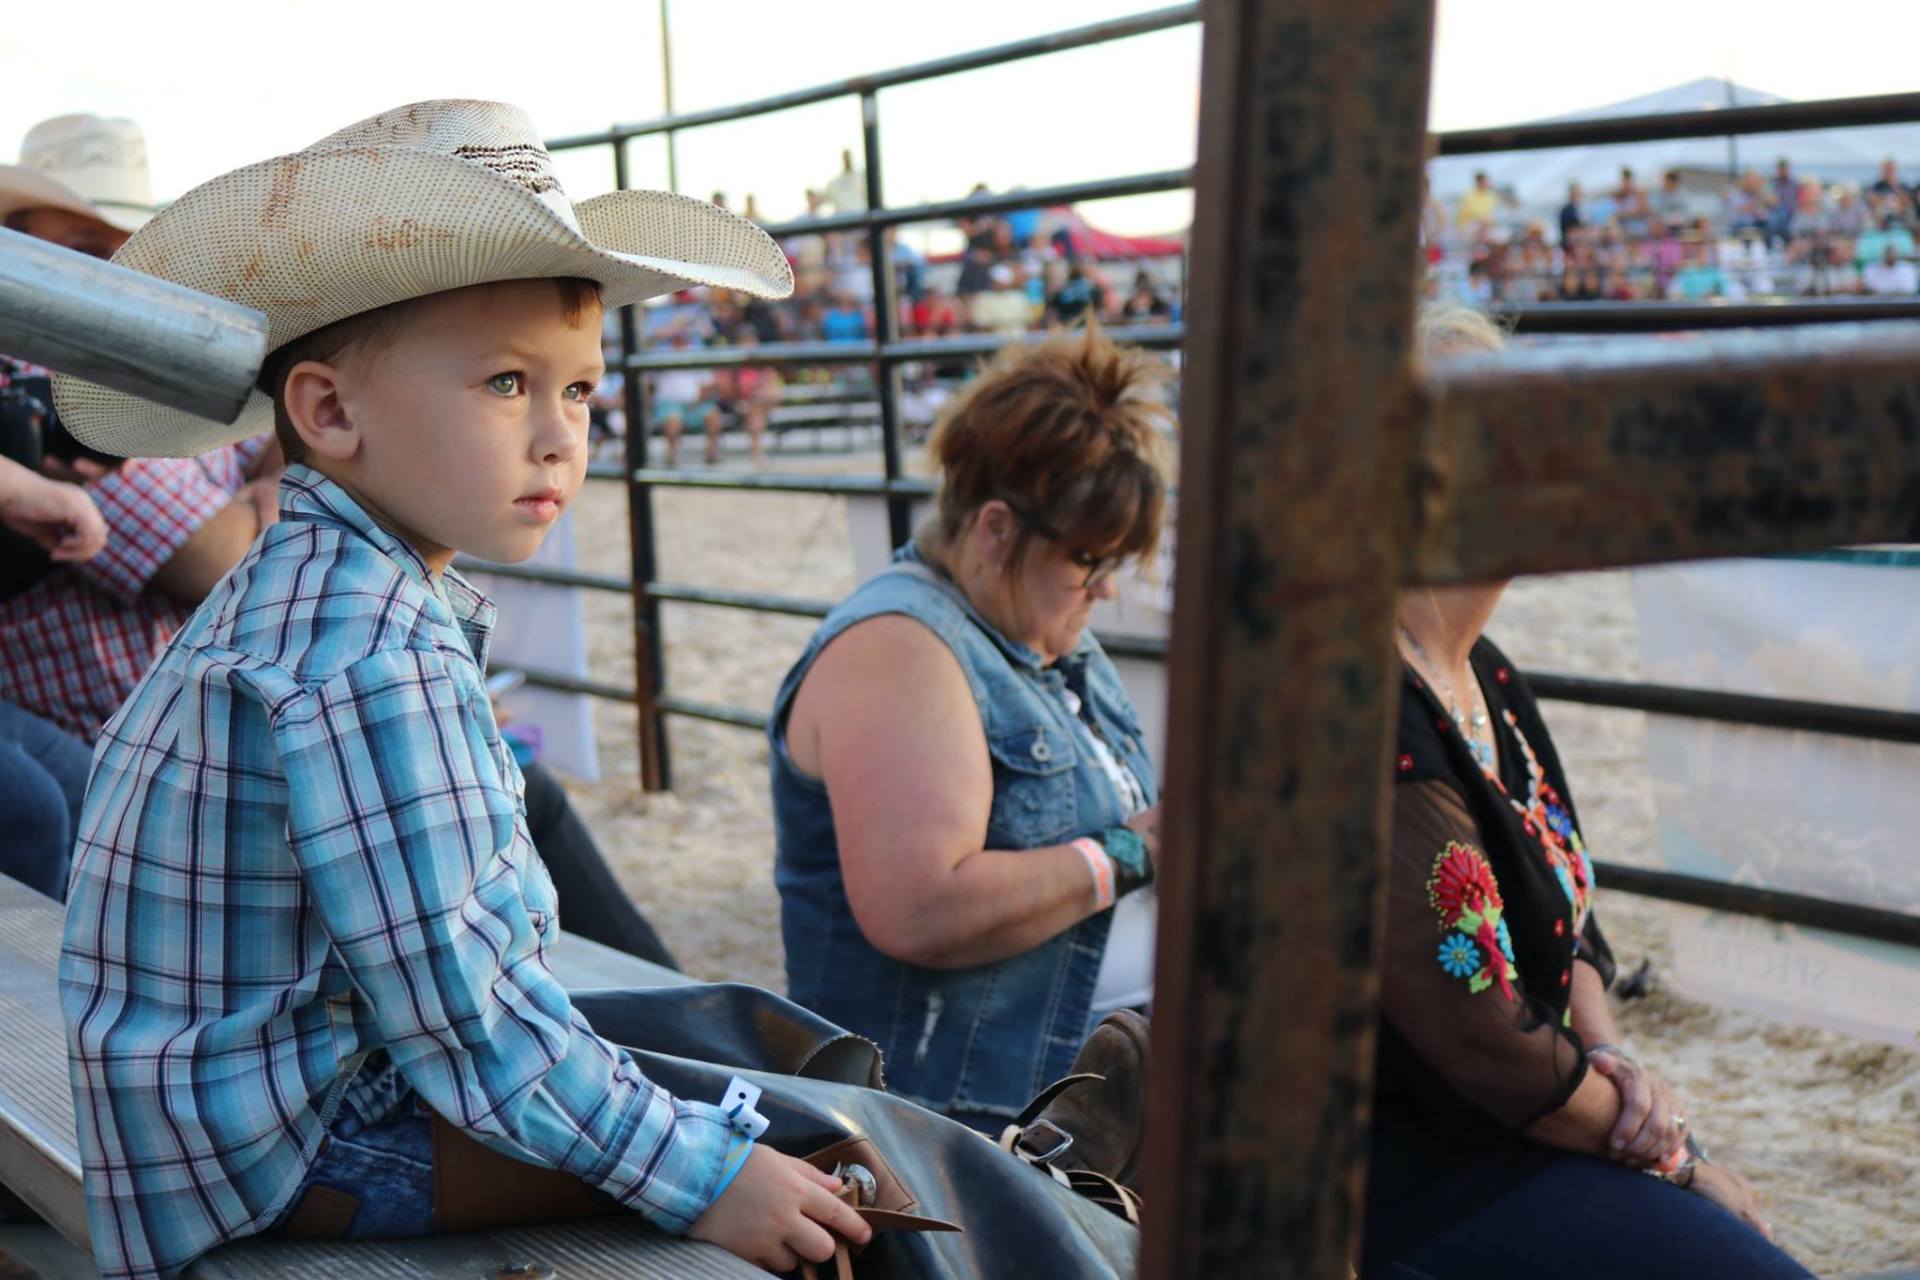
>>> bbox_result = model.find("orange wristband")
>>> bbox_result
[1073,837,1117,911]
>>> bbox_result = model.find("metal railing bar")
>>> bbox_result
[1591,861,1920,949]
[546,5,1201,150]
[1526,673,1920,745]
[647,582,834,618]
[625,323,1187,371]
[585,462,627,481]
[1499,298,1920,334]
[632,468,934,498]
[755,170,1195,241]
[657,695,772,730]
[453,559,632,594]
[628,340,877,371]
[1436,90,1920,157]
[518,666,637,703]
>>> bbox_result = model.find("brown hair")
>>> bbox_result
[263,277,602,465]
[919,324,1174,576]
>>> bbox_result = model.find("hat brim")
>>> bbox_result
[0,164,151,233]
[52,146,793,458]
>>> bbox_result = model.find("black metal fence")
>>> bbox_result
[471,7,1920,956]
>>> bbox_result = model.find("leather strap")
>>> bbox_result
[429,1114,609,1234]
[276,1184,361,1239]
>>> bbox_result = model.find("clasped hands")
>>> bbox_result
[1586,1046,1773,1240]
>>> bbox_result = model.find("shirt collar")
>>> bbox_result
[277,465,495,658]
[892,542,1096,674]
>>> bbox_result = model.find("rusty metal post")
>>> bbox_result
[614,138,672,792]
[1140,1,1434,1275]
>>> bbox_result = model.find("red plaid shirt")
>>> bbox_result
[0,441,266,738]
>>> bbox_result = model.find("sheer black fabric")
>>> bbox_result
[1364,636,1617,1269]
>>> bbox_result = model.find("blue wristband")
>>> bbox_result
[1100,825,1154,896]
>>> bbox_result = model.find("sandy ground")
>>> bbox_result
[552,457,1918,1277]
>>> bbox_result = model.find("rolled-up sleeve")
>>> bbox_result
[272,647,742,1232]
[76,457,234,601]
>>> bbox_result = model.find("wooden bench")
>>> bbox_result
[0,875,758,1278]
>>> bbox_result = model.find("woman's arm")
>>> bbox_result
[787,614,1136,970]
[0,456,107,561]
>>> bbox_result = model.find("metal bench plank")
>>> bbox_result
[195,1216,758,1278]
[0,876,752,1274]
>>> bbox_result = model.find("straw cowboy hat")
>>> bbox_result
[0,114,157,235]
[53,99,793,458]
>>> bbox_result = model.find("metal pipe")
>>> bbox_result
[451,559,632,594]
[631,468,932,498]
[613,140,672,793]
[1593,862,1920,949]
[757,168,1195,241]
[545,4,1201,150]
[656,694,771,731]
[1438,89,1920,157]
[860,91,912,551]
[1498,297,1920,334]
[623,322,1186,371]
[1525,673,1920,745]
[0,226,268,427]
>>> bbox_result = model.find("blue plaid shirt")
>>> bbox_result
[60,467,744,1279]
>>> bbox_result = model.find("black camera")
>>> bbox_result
[0,358,121,602]
[0,360,122,472]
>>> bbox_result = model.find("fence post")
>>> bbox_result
[1138,0,1434,1274]
[860,90,913,551]
[614,136,673,792]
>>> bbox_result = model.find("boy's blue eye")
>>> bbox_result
[563,381,596,402]
[488,372,523,396]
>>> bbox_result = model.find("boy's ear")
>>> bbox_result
[282,359,360,463]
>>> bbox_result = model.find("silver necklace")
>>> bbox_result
[1399,623,1496,771]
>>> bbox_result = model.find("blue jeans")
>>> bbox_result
[277,1106,435,1240]
[0,700,90,901]
[1372,1153,1812,1279]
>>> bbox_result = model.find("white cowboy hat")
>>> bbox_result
[53,99,793,458]
[0,114,157,233]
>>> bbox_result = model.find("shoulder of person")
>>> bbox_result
[210,523,453,688]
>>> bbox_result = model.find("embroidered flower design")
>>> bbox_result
[1426,842,1518,1000]
[1438,933,1482,977]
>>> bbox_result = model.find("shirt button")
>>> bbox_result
[1554,919,1565,937]
[1031,736,1052,763]
[1560,968,1571,988]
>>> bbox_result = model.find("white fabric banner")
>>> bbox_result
[1631,552,1920,1050]
[462,510,601,782]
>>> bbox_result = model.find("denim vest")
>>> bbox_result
[769,545,1159,1130]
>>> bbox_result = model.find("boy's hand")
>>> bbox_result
[688,1145,873,1272]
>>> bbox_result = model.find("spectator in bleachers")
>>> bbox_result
[1654,169,1689,232]
[1726,169,1770,234]
[651,338,722,466]
[1867,157,1916,225]
[710,329,782,464]
[1049,262,1105,327]
[820,290,869,343]
[1558,182,1586,241]
[1119,269,1172,321]
[821,147,866,215]
[1767,157,1798,244]
[1862,242,1919,295]
[1457,170,1500,237]
[1613,168,1652,240]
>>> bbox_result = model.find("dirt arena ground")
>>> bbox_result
[551,458,1918,1277]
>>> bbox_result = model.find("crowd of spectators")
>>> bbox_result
[603,153,1186,462]
[1430,157,1920,303]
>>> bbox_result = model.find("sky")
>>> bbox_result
[4,1,1917,239]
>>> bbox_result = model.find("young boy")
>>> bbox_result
[52,101,867,1280]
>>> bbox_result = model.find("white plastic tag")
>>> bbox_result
[720,1075,770,1140]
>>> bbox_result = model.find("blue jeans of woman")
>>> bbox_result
[0,699,90,901]
[1370,1152,1811,1279]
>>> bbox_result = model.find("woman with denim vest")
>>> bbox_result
[770,328,1171,1136]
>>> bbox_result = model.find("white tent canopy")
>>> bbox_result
[1429,78,1920,208]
